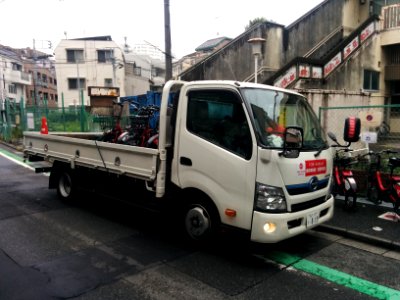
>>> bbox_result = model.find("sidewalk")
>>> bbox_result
[316,196,400,251]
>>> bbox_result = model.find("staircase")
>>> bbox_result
[258,15,380,89]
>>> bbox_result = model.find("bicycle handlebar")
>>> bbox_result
[359,149,398,158]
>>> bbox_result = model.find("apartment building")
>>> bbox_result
[54,36,125,107]
[21,49,58,108]
[0,46,31,105]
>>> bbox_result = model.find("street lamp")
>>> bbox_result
[248,37,266,83]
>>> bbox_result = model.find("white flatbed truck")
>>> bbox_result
[23,80,344,244]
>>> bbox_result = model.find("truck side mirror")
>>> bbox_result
[280,126,303,158]
[343,117,360,143]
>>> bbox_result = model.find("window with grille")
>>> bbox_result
[363,70,379,91]
[104,78,113,87]
[66,49,84,63]
[134,66,141,76]
[97,50,113,63]
[8,84,16,94]
[68,78,86,90]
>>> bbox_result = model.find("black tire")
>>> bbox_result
[394,200,399,216]
[343,191,357,211]
[183,198,220,244]
[57,169,76,202]
[367,184,381,205]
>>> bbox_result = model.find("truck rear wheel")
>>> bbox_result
[57,170,75,202]
[184,199,220,243]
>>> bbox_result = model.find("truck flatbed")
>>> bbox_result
[23,132,159,181]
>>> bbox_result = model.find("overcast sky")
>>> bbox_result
[0,0,324,59]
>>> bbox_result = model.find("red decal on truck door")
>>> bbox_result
[305,159,327,176]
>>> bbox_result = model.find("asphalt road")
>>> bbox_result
[0,146,399,299]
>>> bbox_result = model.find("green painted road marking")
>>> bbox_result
[0,147,24,162]
[0,147,36,171]
[266,251,400,299]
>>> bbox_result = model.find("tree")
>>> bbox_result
[245,17,267,30]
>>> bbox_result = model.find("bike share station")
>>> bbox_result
[329,111,400,223]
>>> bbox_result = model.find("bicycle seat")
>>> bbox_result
[389,157,400,168]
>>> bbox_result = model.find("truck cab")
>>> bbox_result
[161,80,334,243]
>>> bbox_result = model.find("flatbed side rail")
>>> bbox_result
[23,132,159,181]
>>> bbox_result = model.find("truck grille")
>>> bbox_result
[286,178,329,195]
[290,196,326,212]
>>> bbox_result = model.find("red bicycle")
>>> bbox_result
[331,146,359,210]
[328,117,361,211]
[362,149,400,215]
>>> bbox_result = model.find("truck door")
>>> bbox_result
[174,88,257,230]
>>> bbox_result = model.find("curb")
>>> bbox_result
[0,140,23,152]
[315,224,400,252]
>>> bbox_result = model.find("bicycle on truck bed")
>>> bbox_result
[359,149,400,216]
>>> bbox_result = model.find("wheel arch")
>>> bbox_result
[49,160,71,189]
[180,187,221,220]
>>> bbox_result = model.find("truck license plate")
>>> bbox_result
[306,211,319,227]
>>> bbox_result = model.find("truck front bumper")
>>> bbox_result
[250,195,334,243]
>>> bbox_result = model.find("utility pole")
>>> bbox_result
[164,0,172,81]
[0,58,6,125]
[32,39,39,107]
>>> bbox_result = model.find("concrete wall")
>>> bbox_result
[342,0,371,35]
[179,0,351,81]
[180,22,284,81]
[380,29,400,46]
[284,0,345,61]
[310,34,386,106]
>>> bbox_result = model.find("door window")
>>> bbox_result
[187,90,252,159]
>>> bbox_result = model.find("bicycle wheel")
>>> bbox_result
[367,183,381,205]
[343,191,357,211]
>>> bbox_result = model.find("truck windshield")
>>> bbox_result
[241,88,327,150]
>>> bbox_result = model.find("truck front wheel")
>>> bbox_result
[57,170,75,202]
[184,199,220,243]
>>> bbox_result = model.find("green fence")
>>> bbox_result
[0,97,114,143]
[319,104,400,152]
[0,96,135,144]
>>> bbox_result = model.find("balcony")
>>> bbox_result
[9,70,32,85]
[385,65,400,80]
[36,80,49,88]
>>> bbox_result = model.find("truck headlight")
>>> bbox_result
[255,183,287,213]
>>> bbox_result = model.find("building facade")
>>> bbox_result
[173,37,232,78]
[179,0,400,135]
[54,36,125,107]
[21,49,58,108]
[123,52,166,96]
[0,46,31,105]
